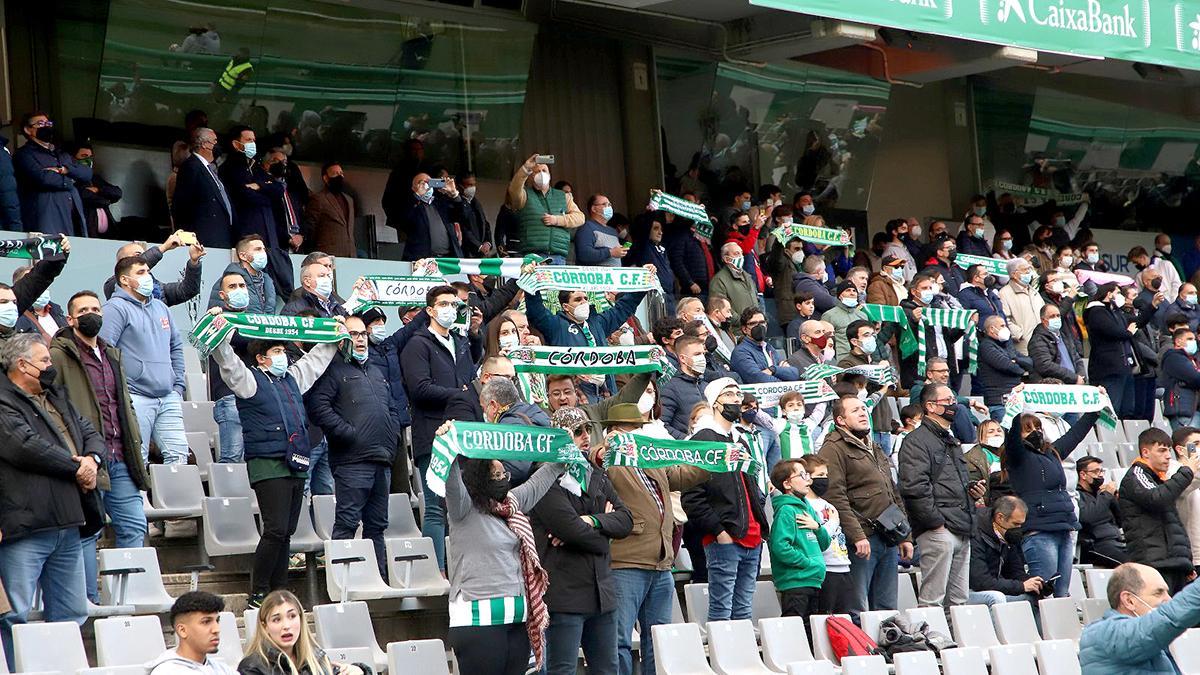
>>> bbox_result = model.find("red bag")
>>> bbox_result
[826,616,880,663]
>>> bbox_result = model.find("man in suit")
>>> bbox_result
[219,125,285,250]
[305,162,356,259]
[459,172,493,257]
[13,112,91,237]
[397,172,464,261]
[170,127,233,247]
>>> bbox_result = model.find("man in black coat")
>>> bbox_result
[281,261,348,319]
[968,496,1043,607]
[1076,456,1128,567]
[1120,428,1200,593]
[400,284,483,570]
[0,333,105,654]
[220,126,286,249]
[171,127,233,247]
[977,315,1031,420]
[1029,304,1085,384]
[533,404,633,675]
[459,172,493,257]
[307,314,405,577]
[397,172,465,262]
[66,143,122,239]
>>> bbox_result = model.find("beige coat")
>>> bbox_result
[1168,459,1200,565]
[999,280,1045,355]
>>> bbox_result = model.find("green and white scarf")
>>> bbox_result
[518,265,661,295]
[604,433,759,477]
[189,313,344,357]
[953,253,1009,278]
[0,236,64,260]
[986,179,1085,207]
[516,371,549,408]
[771,223,853,249]
[412,255,543,279]
[505,345,667,375]
[862,303,918,358]
[918,307,978,377]
[425,421,586,497]
[738,380,837,410]
[779,419,826,459]
[802,362,898,386]
[342,275,448,313]
[1000,385,1118,431]
[649,191,712,241]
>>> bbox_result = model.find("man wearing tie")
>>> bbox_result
[171,127,234,247]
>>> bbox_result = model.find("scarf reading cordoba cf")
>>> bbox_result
[412,255,544,279]
[342,275,448,313]
[189,313,343,357]
[649,190,712,241]
[517,265,661,295]
[505,344,666,375]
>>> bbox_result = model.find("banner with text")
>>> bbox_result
[518,265,662,295]
[506,345,667,375]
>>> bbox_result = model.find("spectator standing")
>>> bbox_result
[206,235,276,314]
[505,155,584,264]
[958,264,1005,326]
[99,255,188,465]
[921,237,965,298]
[0,244,67,342]
[822,280,869,361]
[171,127,233,247]
[459,172,493,256]
[956,214,992,258]
[1160,328,1200,429]
[665,214,714,298]
[575,194,625,267]
[147,592,237,675]
[1076,456,1128,567]
[627,216,676,313]
[977,316,1031,421]
[66,143,121,238]
[303,162,356,259]
[792,255,835,315]
[866,255,909,308]
[1151,234,1183,302]
[1041,272,1084,354]
[13,266,66,342]
[207,272,253,463]
[765,219,802,331]
[0,334,103,667]
[968,496,1042,607]
[660,336,712,438]
[220,126,287,251]
[802,455,853,615]
[397,172,465,262]
[898,274,965,389]
[1120,428,1200,593]
[1084,282,1137,418]
[881,220,916,283]
[0,131,21,230]
[13,112,90,236]
[768,459,829,623]
[50,291,149,602]
[998,257,1044,355]
[1168,426,1200,574]
[1029,304,1085,384]
[281,261,346,318]
[708,242,759,327]
[101,236,204,307]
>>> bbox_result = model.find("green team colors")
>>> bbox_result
[750,0,1200,72]
[1001,384,1118,430]
[412,255,544,279]
[862,303,918,358]
[0,236,64,260]
[739,380,838,409]
[771,222,854,248]
[189,313,344,357]
[604,433,759,477]
[954,253,1011,278]
[649,190,713,240]
[986,179,1084,206]
[505,345,668,375]
[918,307,979,376]
[802,362,898,386]
[426,421,586,497]
[343,275,450,313]
[518,265,662,295]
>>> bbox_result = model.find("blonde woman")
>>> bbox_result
[237,591,368,675]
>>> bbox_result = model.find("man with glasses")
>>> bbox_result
[909,357,978,444]
[575,194,625,267]
[709,241,760,327]
[13,112,91,237]
[307,314,405,578]
[731,308,798,384]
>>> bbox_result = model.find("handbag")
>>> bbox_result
[858,503,912,547]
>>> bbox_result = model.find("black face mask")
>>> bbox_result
[750,324,767,343]
[1003,526,1025,546]
[1150,278,1163,291]
[740,409,757,424]
[33,126,54,143]
[485,478,511,502]
[268,162,287,178]
[719,402,742,423]
[1135,263,1147,271]
[27,363,56,391]
[937,402,957,419]
[810,477,829,497]
[983,275,998,289]
[946,251,957,263]
[1024,430,1044,450]
[705,336,718,352]
[327,175,345,194]
[76,313,103,338]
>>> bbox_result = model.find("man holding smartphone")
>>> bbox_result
[398,172,464,262]
[968,495,1044,607]
[506,153,583,264]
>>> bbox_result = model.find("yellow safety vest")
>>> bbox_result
[217,59,253,91]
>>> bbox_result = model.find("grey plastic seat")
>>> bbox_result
[893,651,939,675]
[386,639,449,675]
[905,606,952,638]
[13,621,89,675]
[651,623,717,675]
[988,644,1038,675]
[181,400,218,444]
[940,647,988,675]
[808,614,852,664]
[786,662,835,675]
[683,583,710,631]
[950,604,1001,649]
[1039,597,1082,641]
[1035,639,1080,675]
[215,611,244,666]
[202,497,261,556]
[324,647,375,670]
[1067,570,1087,602]
[1170,628,1200,674]
[1081,598,1110,624]
[385,537,449,596]
[840,655,888,675]
[1085,569,1114,599]
[208,463,259,511]
[186,373,209,402]
[289,497,324,553]
[991,602,1042,645]
[312,494,338,540]
[383,494,421,539]
[94,615,166,667]
[87,599,135,618]
[708,620,773,674]
[147,464,204,519]
[752,581,782,624]
[313,602,387,673]
[186,432,213,479]
[244,608,259,645]
[325,539,407,601]
[760,616,813,671]
[98,547,175,613]
[859,610,898,644]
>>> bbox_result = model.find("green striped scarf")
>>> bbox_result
[953,253,1008,277]
[738,380,837,409]
[505,345,667,375]
[412,255,543,278]
[518,265,661,295]
[189,313,344,357]
[1001,384,1118,430]
[426,422,585,497]
[802,362,897,386]
[342,275,448,313]
[862,304,918,358]
[918,307,979,377]
[604,433,759,477]
[771,223,853,249]
[649,191,712,240]
[0,236,64,260]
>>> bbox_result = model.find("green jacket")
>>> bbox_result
[708,267,759,328]
[49,326,148,491]
[768,492,829,591]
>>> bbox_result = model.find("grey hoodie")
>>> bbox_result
[147,649,238,675]
[99,287,185,398]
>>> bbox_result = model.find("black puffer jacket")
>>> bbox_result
[976,336,1031,406]
[1119,461,1194,573]
[306,354,403,467]
[898,420,974,538]
[968,510,1029,596]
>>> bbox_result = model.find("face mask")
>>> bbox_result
[1112,294,1126,309]
[1162,245,1173,255]
[33,126,55,143]
[750,325,767,343]
[974,206,987,217]
[810,334,830,349]
[1024,430,1044,449]
[485,478,511,502]
[26,362,56,391]
[1086,252,1099,264]
[499,333,520,351]
[1187,340,1198,356]
[435,306,457,329]
[719,402,742,423]
[996,327,1011,342]
[1055,217,1066,227]
[890,267,905,282]
[860,336,878,354]
[801,204,815,216]
[250,251,268,271]
[984,434,1004,449]
[911,225,922,238]
[740,200,752,212]
[740,409,757,424]
[1135,263,1147,272]
[1049,281,1064,295]
[690,355,706,374]
[75,312,103,338]
[840,296,858,308]
[791,251,805,266]
[1060,256,1073,267]
[350,347,368,363]
[533,171,550,189]
[266,352,288,376]
[786,410,805,424]
[369,324,388,344]
[1047,317,1062,332]
[974,228,986,239]
[462,186,476,200]
[1003,526,1025,546]
[572,303,591,322]
[1002,239,1013,251]
[601,205,614,221]
[919,289,935,304]
[134,274,155,298]
[618,330,635,346]
[241,141,257,159]
[730,256,744,270]
[810,477,829,497]
[226,287,250,310]
[780,217,794,226]
[32,292,50,310]
[637,392,656,415]
[1186,294,1198,306]
[315,276,333,298]
[1150,278,1163,291]
[327,176,345,194]
[0,303,16,328]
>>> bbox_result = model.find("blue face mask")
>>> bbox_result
[840,296,858,308]
[1187,340,1198,356]
[134,273,154,298]
[1047,317,1062,332]
[1002,239,1013,251]
[602,205,614,221]
[919,289,935,304]
[801,204,815,216]
[32,292,50,310]
[974,206,987,217]
[860,335,878,354]
[250,251,268,271]
[741,200,751,211]
[266,352,288,376]
[226,287,250,310]
[241,141,257,159]
[351,347,368,363]
[315,276,333,298]
[0,302,17,328]
[1020,272,1035,286]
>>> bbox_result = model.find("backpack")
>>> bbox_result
[875,615,957,662]
[825,616,879,663]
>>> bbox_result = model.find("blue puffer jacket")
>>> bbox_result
[1159,347,1200,418]
[976,336,1030,406]
[1079,577,1200,675]
[1003,410,1097,533]
[665,228,711,293]
[660,371,711,439]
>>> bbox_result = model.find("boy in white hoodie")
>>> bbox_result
[147,592,237,675]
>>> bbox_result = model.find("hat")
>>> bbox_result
[600,403,645,427]
[550,406,590,433]
[834,280,856,296]
[704,377,740,407]
[357,307,386,325]
[882,254,904,267]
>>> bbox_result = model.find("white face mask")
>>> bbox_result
[996,327,1011,342]
[572,302,590,322]
[533,171,550,189]
[786,410,805,424]
[499,333,520,351]
[618,330,635,346]
[637,392,656,415]
[434,306,457,328]
[1112,294,1127,308]
[1162,244,1173,255]
[689,354,706,374]
[463,186,476,200]
[984,434,1004,448]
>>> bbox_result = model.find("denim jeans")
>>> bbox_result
[213,395,244,463]
[988,405,1007,423]
[847,533,899,621]
[415,453,446,570]
[1099,374,1135,419]
[130,390,189,464]
[332,462,391,576]
[304,438,334,496]
[1021,531,1074,598]
[0,528,88,670]
[967,590,1033,607]
[544,610,618,675]
[82,459,148,602]
[612,568,675,675]
[546,255,567,266]
[704,542,761,622]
